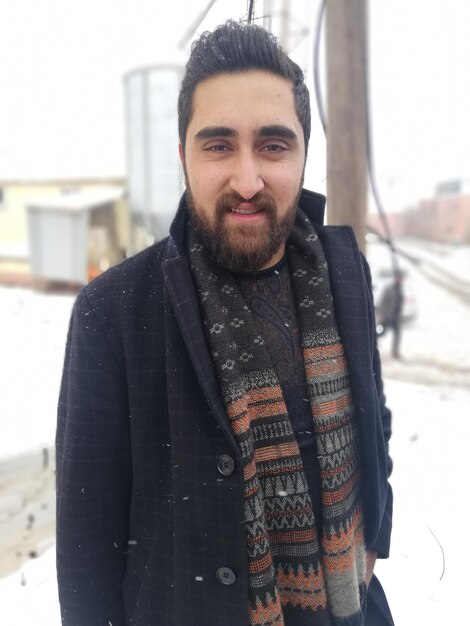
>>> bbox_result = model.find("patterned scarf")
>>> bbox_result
[188,209,366,625]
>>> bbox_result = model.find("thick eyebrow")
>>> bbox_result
[257,125,298,141]
[194,124,298,142]
[194,126,237,140]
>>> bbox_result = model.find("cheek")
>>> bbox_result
[273,164,304,196]
[187,161,225,196]
[190,178,215,205]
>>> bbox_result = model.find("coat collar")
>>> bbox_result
[163,191,375,452]
[163,189,324,447]
[163,200,385,542]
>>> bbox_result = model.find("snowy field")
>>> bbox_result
[0,239,469,625]
[0,286,74,458]
[375,380,470,626]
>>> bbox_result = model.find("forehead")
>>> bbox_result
[188,70,302,136]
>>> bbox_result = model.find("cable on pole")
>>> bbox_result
[248,0,256,24]
[312,0,401,277]
[248,0,255,24]
[313,0,327,133]
[362,2,400,275]
[178,0,219,49]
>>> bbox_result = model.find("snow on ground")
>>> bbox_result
[0,547,60,626]
[0,286,74,457]
[375,380,470,626]
[0,240,469,625]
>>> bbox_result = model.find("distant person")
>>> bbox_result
[376,273,404,359]
[56,20,394,626]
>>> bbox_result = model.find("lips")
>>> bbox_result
[229,201,263,215]
[216,192,275,219]
[230,207,262,215]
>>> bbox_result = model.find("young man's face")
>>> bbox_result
[180,70,306,272]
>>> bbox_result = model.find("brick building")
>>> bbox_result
[368,179,470,244]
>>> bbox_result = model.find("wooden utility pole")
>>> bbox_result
[326,0,368,253]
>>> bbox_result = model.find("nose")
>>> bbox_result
[229,151,265,199]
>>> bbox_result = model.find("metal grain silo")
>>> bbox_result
[124,64,184,253]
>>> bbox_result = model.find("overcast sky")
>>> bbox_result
[0,0,469,211]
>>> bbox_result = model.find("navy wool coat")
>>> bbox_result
[56,190,393,626]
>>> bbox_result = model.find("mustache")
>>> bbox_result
[216,191,276,214]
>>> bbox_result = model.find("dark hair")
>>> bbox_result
[178,20,311,156]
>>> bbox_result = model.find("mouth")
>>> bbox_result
[217,194,273,223]
[230,207,262,215]
[229,202,263,216]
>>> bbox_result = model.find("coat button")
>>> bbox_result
[216,454,235,476]
[216,567,236,585]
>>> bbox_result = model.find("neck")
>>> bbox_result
[258,244,286,271]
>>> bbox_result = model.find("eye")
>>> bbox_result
[204,144,230,152]
[261,143,288,153]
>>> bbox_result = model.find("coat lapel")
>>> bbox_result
[317,226,389,542]
[162,248,241,457]
[316,225,374,433]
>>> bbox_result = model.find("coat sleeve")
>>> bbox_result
[56,287,132,626]
[361,254,393,559]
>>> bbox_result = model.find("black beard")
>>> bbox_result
[186,188,301,273]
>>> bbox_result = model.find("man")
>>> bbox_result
[56,20,393,626]
[376,273,404,359]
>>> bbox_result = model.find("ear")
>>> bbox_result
[178,143,185,167]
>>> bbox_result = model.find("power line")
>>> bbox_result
[248,0,256,24]
[312,0,400,276]
[178,0,219,49]
[367,225,470,304]
[313,0,327,133]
